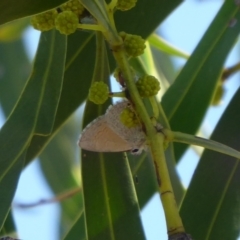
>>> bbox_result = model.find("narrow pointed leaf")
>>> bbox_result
[151,46,177,87]
[82,152,145,240]
[0,212,16,237]
[0,31,64,179]
[39,120,83,236]
[114,0,182,37]
[0,0,67,25]
[0,35,31,236]
[128,153,158,207]
[0,39,31,117]
[162,0,240,160]
[35,31,66,135]
[0,30,66,229]
[180,87,240,240]
[148,34,189,59]
[0,153,25,230]
[0,18,29,41]
[172,131,240,159]
[25,31,96,164]
[63,211,86,240]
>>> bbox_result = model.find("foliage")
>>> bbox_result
[0,0,240,240]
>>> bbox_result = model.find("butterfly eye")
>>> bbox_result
[130,148,141,155]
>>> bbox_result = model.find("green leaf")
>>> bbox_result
[172,131,240,159]
[115,0,183,37]
[138,41,158,75]
[0,0,67,25]
[63,211,86,240]
[0,212,17,237]
[151,46,177,88]
[0,153,25,230]
[82,152,146,240]
[128,153,158,208]
[0,18,29,41]
[148,33,189,59]
[0,30,66,229]
[35,34,66,135]
[0,30,64,181]
[0,35,31,237]
[162,0,240,160]
[180,87,240,240]
[128,148,184,207]
[25,31,96,164]
[0,39,31,117]
[129,57,148,76]
[81,32,145,240]
[39,118,83,237]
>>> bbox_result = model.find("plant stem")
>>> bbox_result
[108,0,117,10]
[109,91,126,98]
[112,47,185,236]
[164,129,240,159]
[153,133,185,234]
[78,23,104,31]
[149,96,159,119]
[14,187,81,208]
[79,0,185,236]
[222,62,240,80]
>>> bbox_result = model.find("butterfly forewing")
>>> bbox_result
[79,116,131,152]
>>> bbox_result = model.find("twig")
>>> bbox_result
[14,187,81,209]
[222,62,240,80]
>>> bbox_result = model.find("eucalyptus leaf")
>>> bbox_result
[162,1,240,161]
[180,87,240,240]
[63,211,86,240]
[0,30,66,229]
[148,34,189,59]
[0,39,31,117]
[0,33,31,237]
[0,0,67,25]
[0,212,16,237]
[39,120,83,237]
[0,153,25,230]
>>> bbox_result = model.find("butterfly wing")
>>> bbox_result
[78,116,132,152]
[105,101,146,149]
